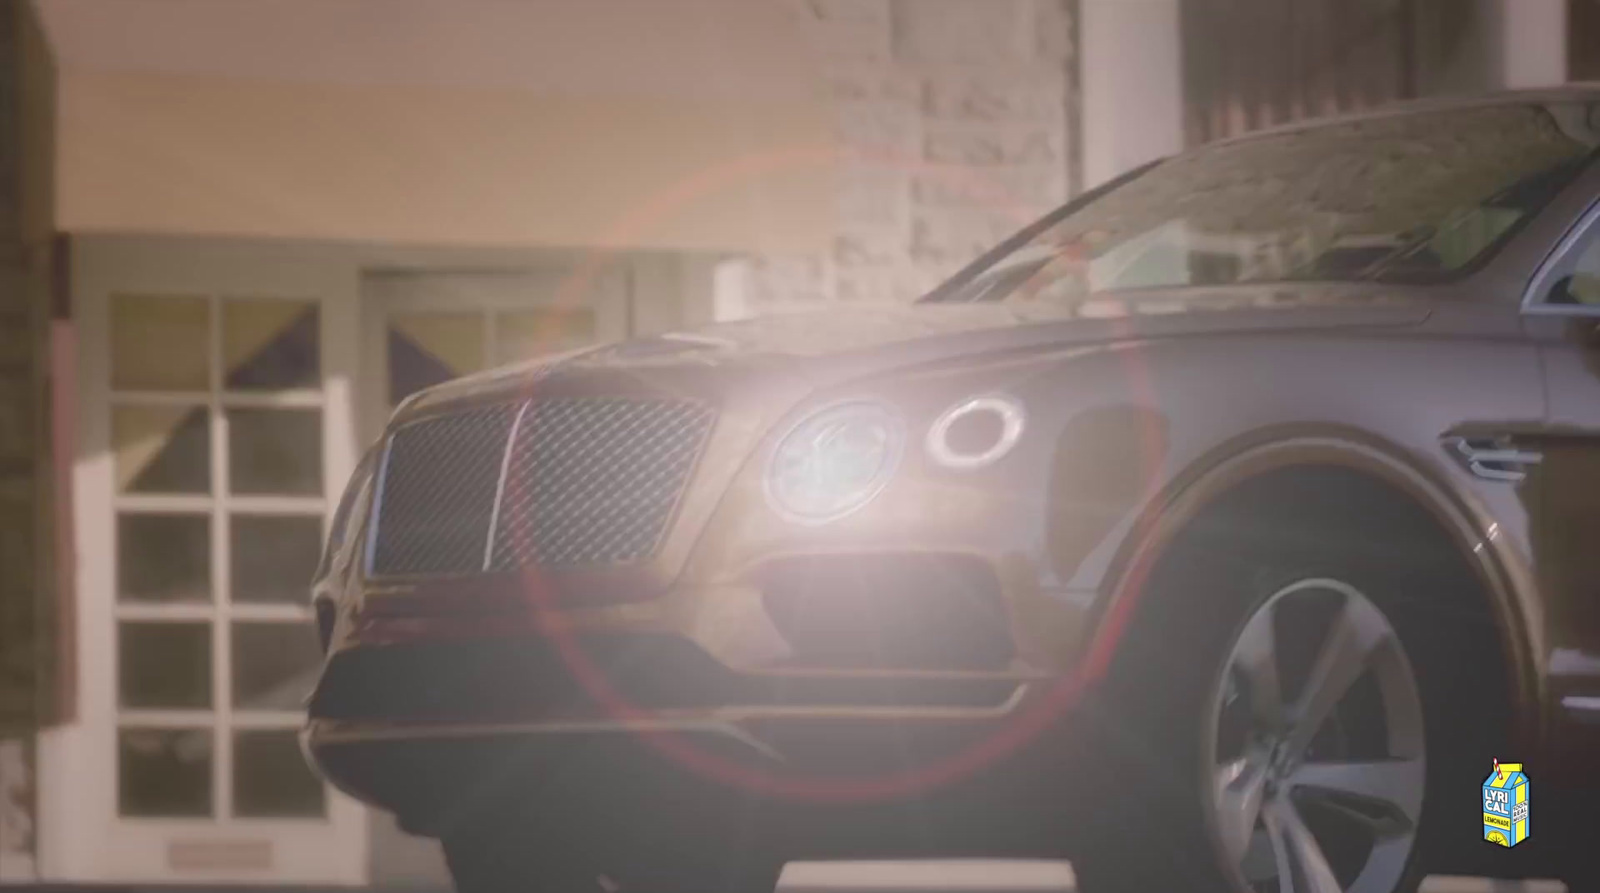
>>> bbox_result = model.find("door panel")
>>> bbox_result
[1527,321,1600,693]
[1522,218,1600,790]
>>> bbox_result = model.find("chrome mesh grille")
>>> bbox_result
[369,405,516,576]
[367,397,714,577]
[490,398,715,569]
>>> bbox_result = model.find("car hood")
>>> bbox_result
[402,284,1431,412]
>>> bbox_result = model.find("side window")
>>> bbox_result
[1565,234,1600,305]
[1538,212,1600,309]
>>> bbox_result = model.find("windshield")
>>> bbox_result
[928,102,1600,305]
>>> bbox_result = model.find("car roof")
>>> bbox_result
[1205,84,1600,148]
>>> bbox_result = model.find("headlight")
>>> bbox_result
[765,401,903,523]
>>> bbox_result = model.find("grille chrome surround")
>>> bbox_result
[369,405,517,576]
[367,397,715,578]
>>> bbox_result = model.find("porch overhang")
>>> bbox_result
[42,0,835,255]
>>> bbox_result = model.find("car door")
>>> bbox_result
[1519,195,1600,788]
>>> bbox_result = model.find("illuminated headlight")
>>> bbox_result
[765,401,904,523]
[926,394,1026,469]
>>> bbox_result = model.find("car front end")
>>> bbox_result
[302,94,1600,889]
[302,314,1138,852]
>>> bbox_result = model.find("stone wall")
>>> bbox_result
[747,0,1077,310]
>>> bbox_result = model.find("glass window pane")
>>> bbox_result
[113,406,210,494]
[228,409,322,496]
[232,515,323,604]
[232,622,321,711]
[119,728,213,817]
[118,513,210,603]
[233,730,326,818]
[1565,234,1600,305]
[119,622,211,709]
[495,308,596,364]
[224,299,320,391]
[111,294,210,392]
[942,102,1600,301]
[388,312,485,408]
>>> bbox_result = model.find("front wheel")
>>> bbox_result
[1206,578,1426,893]
[1075,560,1443,893]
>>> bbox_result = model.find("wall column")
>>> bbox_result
[1079,0,1184,188]
[1488,0,1568,88]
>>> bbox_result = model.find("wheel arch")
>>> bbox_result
[1083,424,1545,755]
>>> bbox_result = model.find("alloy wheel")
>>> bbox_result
[1206,578,1426,893]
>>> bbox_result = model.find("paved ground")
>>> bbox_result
[773,862,1567,893]
[0,862,1569,892]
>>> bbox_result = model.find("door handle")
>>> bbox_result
[1442,436,1543,483]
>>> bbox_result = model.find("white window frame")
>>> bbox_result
[109,292,326,819]
[359,268,629,438]
[37,237,365,885]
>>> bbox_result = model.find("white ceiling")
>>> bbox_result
[34,0,823,100]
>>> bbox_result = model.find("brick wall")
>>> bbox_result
[0,0,55,879]
[747,0,1077,310]
[0,0,28,874]
[0,0,33,729]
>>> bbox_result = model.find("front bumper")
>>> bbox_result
[304,641,1055,840]
[303,552,1088,828]
[306,698,1101,862]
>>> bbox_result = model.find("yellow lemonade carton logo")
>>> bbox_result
[1482,760,1529,847]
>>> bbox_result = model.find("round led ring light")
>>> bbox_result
[926,395,1026,470]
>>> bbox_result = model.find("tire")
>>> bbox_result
[1071,508,1499,893]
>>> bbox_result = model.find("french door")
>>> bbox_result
[62,243,365,884]
[360,269,628,437]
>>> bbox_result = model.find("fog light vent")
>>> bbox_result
[757,553,1014,671]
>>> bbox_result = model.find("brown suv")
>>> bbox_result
[305,91,1600,893]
